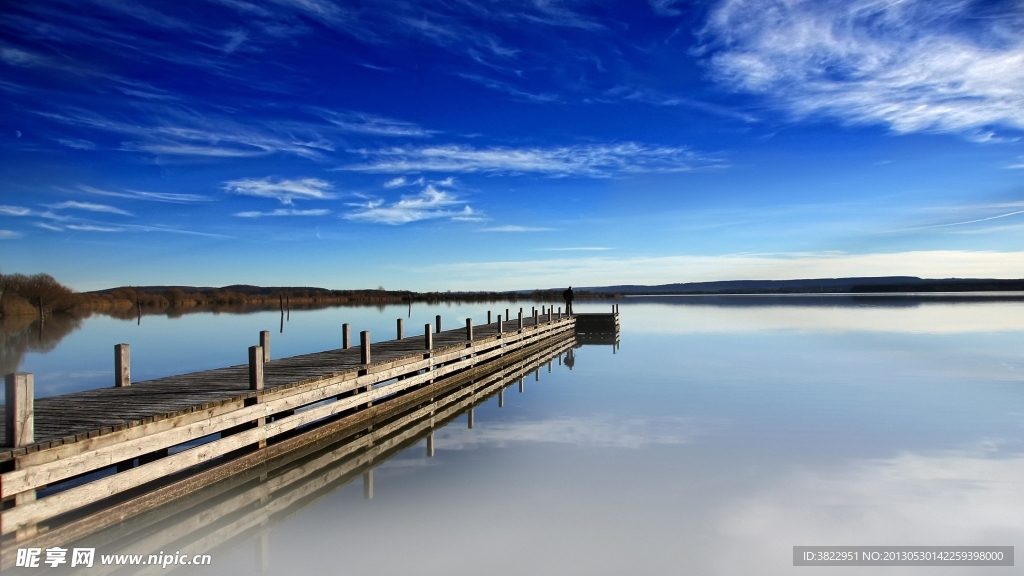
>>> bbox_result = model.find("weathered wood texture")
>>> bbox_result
[0,328,574,565]
[0,315,575,536]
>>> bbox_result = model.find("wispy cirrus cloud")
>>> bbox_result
[78,185,209,203]
[223,177,334,204]
[235,208,331,217]
[539,246,613,251]
[702,0,1024,138]
[1006,157,1024,169]
[455,73,559,103]
[346,185,479,225]
[322,111,437,137]
[344,143,721,177]
[0,205,32,216]
[46,201,132,216]
[0,230,22,239]
[66,224,124,232]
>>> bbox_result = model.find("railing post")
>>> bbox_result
[558,306,562,319]
[424,323,433,350]
[360,331,371,365]
[397,318,404,340]
[114,343,130,388]
[260,330,270,362]
[5,372,34,448]
[465,318,473,341]
[496,315,503,335]
[249,346,264,391]
[506,308,509,321]
[435,314,442,334]
[343,323,351,349]
[487,311,492,324]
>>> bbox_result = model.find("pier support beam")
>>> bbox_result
[248,346,266,449]
[363,470,373,499]
[487,311,492,324]
[518,311,523,330]
[360,331,371,365]
[5,373,34,448]
[496,315,502,335]
[498,389,504,407]
[397,318,404,340]
[465,318,473,341]
[424,324,433,350]
[260,331,270,362]
[426,431,435,457]
[467,408,474,429]
[519,378,524,393]
[343,323,351,349]
[435,315,442,334]
[114,343,130,388]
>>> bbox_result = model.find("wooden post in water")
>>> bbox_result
[5,373,34,448]
[498,389,504,408]
[342,323,351,349]
[114,343,130,388]
[487,311,492,324]
[424,324,433,350]
[465,318,473,341]
[363,470,373,499]
[518,378,524,393]
[360,331,371,365]
[496,315,502,335]
[426,431,435,457]
[397,318,404,340]
[518,310,524,330]
[249,346,264,391]
[260,330,270,362]
[467,408,474,429]
[506,308,510,321]
[435,314,442,334]
[558,306,562,319]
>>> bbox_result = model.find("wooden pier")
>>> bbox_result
[0,306,618,543]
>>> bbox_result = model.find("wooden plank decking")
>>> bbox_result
[0,310,602,538]
[0,315,556,456]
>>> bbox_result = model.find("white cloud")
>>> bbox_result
[0,230,22,239]
[1006,157,1024,169]
[223,177,334,205]
[481,225,554,232]
[66,224,124,232]
[0,205,32,216]
[344,143,719,177]
[346,185,479,225]
[703,0,1024,137]
[234,208,331,217]
[322,111,437,137]
[436,416,710,450]
[78,185,209,203]
[56,138,97,150]
[34,223,63,232]
[383,177,407,188]
[46,201,132,216]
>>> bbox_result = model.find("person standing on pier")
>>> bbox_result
[562,286,575,315]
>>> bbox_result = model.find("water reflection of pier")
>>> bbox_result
[17,334,582,574]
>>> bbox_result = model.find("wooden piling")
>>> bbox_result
[4,373,33,448]
[114,343,130,388]
[260,331,270,362]
[360,331,371,365]
[465,318,473,341]
[342,323,351,349]
[518,310,524,330]
[424,324,433,350]
[498,389,504,408]
[435,315,441,334]
[467,408,474,429]
[363,470,373,499]
[249,346,264,391]
[496,315,502,334]
[397,318,404,340]
[426,431,435,457]
[487,311,492,324]
[518,378,524,393]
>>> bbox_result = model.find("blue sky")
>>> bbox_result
[1,0,1023,291]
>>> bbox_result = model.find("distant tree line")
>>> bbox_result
[0,271,617,318]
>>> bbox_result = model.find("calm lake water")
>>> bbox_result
[5,296,1024,575]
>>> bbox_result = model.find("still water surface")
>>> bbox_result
[6,297,1024,575]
